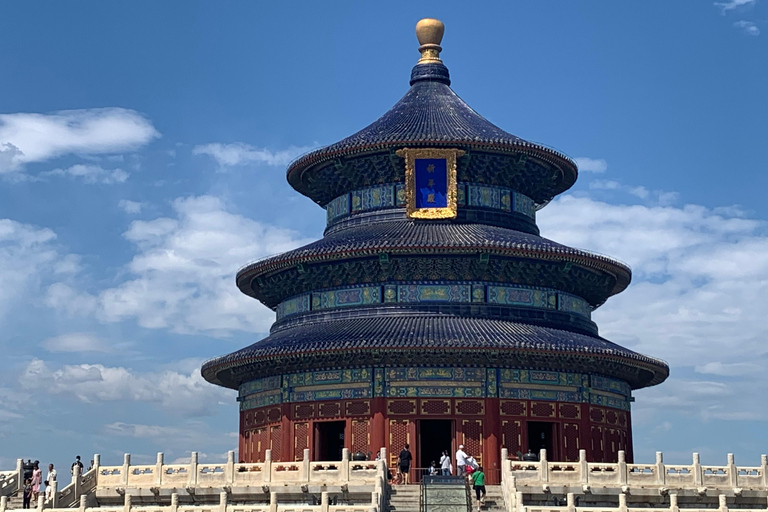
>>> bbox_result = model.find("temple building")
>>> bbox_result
[201,19,669,478]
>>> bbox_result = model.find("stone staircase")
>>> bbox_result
[3,491,25,510]
[477,485,505,512]
[387,485,421,512]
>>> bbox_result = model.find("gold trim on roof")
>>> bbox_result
[396,147,465,219]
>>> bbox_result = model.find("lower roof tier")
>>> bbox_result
[236,221,632,308]
[201,315,668,391]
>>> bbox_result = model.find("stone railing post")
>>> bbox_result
[342,448,350,482]
[670,494,679,512]
[225,451,235,485]
[219,491,227,512]
[123,494,131,512]
[50,480,59,508]
[579,450,588,484]
[93,454,101,488]
[616,451,627,485]
[1,496,7,512]
[655,452,665,485]
[264,449,272,484]
[36,494,43,511]
[379,447,386,465]
[155,453,164,486]
[727,454,737,487]
[301,449,310,482]
[718,494,728,512]
[693,453,702,486]
[269,492,278,512]
[539,449,549,483]
[122,454,131,486]
[16,459,23,493]
[79,494,87,512]
[618,493,627,512]
[73,464,82,502]
[170,493,179,512]
[515,491,524,512]
[761,455,768,488]
[566,493,575,512]
[188,452,198,487]
[321,491,329,512]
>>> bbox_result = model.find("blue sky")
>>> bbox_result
[1,1,766,471]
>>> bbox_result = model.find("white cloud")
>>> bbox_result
[118,200,144,214]
[19,358,233,417]
[0,108,159,174]
[43,164,129,184]
[41,333,110,353]
[715,0,757,14]
[193,142,314,168]
[733,20,760,35]
[49,195,313,335]
[589,179,677,205]
[574,157,608,173]
[539,194,768,421]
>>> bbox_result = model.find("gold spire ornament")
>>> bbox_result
[415,18,444,64]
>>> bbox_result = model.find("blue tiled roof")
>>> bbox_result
[286,62,577,197]
[236,221,632,300]
[201,315,668,390]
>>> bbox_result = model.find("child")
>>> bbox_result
[471,466,486,509]
[23,478,32,509]
[429,460,438,476]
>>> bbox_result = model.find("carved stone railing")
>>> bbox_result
[502,449,768,491]
[521,493,768,512]
[0,460,23,497]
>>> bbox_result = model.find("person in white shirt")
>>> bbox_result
[440,449,452,475]
[45,464,57,500]
[455,444,468,476]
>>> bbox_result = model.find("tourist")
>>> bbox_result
[440,449,452,475]
[465,453,477,479]
[471,466,486,509]
[45,463,57,500]
[71,456,84,476]
[455,445,468,476]
[87,460,94,472]
[31,462,41,502]
[398,443,412,485]
[22,478,32,509]
[429,460,438,476]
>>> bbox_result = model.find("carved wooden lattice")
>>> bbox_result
[604,428,619,462]
[352,419,370,454]
[389,420,410,466]
[421,400,450,415]
[589,407,605,423]
[254,410,267,425]
[319,402,341,418]
[500,400,526,416]
[590,426,604,462]
[461,419,483,466]
[606,410,618,425]
[563,423,579,462]
[294,422,309,461]
[267,407,282,423]
[530,402,555,418]
[559,404,581,419]
[456,400,484,415]
[346,400,370,416]
[501,420,522,456]
[388,400,417,415]
[294,404,314,419]
[270,425,282,461]
[253,427,268,462]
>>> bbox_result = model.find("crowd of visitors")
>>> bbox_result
[20,456,90,508]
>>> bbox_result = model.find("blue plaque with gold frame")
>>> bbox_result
[396,148,465,219]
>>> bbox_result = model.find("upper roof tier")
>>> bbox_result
[286,19,579,207]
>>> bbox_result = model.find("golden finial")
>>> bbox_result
[415,18,444,64]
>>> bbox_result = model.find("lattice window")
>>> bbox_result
[387,400,416,415]
[501,420,522,456]
[244,411,253,427]
[319,402,341,418]
[294,422,309,461]
[253,428,268,462]
[589,407,605,423]
[242,430,251,461]
[294,404,315,419]
[352,420,370,453]
[346,400,370,416]
[461,419,483,466]
[270,425,282,461]
[563,423,579,462]
[421,400,450,415]
[455,400,484,415]
[618,411,628,428]
[268,407,282,423]
[604,428,619,462]
[530,402,555,418]
[388,420,410,466]
[559,404,581,419]
[590,426,604,463]
[255,410,267,425]
[500,400,526,416]
[605,410,618,425]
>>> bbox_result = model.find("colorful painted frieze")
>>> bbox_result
[590,374,632,397]
[287,368,371,387]
[558,293,592,318]
[290,386,371,403]
[326,194,350,223]
[590,393,630,411]
[499,387,585,403]
[351,184,395,213]
[487,286,557,309]
[514,192,536,219]
[499,369,586,387]
[276,294,311,320]
[386,385,484,398]
[311,286,380,310]
[395,183,407,207]
[240,390,282,411]
[398,284,471,303]
[467,184,512,212]
[239,375,282,397]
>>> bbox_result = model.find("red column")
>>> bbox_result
[280,403,291,463]
[484,398,501,484]
[370,398,386,455]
